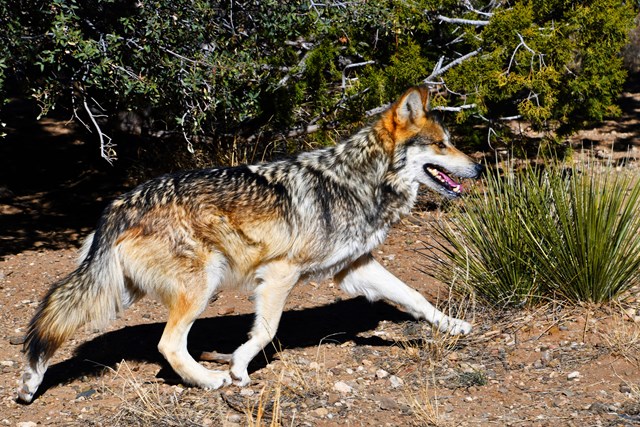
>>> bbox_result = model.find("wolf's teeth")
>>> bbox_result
[453,185,461,193]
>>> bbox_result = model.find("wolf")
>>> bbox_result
[17,86,482,403]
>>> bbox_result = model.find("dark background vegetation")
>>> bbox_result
[0,0,638,256]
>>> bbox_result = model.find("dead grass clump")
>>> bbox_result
[98,361,225,427]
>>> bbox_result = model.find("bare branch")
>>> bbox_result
[424,49,482,83]
[341,60,375,90]
[437,15,490,26]
[462,0,495,17]
[83,98,116,164]
[433,103,477,112]
[505,32,545,75]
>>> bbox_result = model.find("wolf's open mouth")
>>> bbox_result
[424,164,462,194]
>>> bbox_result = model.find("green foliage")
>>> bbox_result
[0,0,636,158]
[431,163,640,306]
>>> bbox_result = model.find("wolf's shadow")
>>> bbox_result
[34,297,415,399]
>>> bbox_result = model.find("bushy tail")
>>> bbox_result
[18,241,125,403]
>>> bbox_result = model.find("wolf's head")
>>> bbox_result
[378,87,482,198]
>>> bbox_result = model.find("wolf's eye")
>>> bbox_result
[436,141,446,149]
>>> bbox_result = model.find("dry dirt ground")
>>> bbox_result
[1,82,640,426]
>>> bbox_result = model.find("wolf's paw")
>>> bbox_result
[16,384,35,404]
[230,367,251,387]
[16,369,43,404]
[201,370,232,390]
[437,317,472,335]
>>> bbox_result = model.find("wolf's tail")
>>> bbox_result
[17,233,126,403]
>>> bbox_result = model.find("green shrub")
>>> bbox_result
[431,162,640,306]
[0,1,636,160]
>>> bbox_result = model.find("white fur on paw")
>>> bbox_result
[201,370,232,389]
[438,318,472,335]
[16,385,35,403]
[230,368,251,387]
[17,369,41,403]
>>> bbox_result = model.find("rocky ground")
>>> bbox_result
[1,80,640,426]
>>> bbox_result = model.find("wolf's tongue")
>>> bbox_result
[439,171,461,189]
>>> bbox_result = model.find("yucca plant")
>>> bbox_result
[526,166,640,302]
[429,161,640,306]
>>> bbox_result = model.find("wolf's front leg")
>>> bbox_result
[335,254,471,335]
[228,261,301,386]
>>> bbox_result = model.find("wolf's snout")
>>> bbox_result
[472,162,484,178]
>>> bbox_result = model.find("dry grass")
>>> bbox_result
[244,371,285,427]
[405,373,441,426]
[98,361,225,427]
[601,308,640,366]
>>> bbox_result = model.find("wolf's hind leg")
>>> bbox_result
[155,253,232,389]
[229,261,300,386]
[157,285,231,389]
[336,255,471,335]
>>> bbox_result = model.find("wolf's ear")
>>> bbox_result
[394,87,429,125]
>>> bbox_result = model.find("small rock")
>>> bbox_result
[227,414,243,423]
[17,423,37,427]
[240,388,254,396]
[333,381,352,394]
[218,306,235,315]
[9,335,27,345]
[0,361,14,367]
[309,361,320,370]
[389,375,404,389]
[313,407,329,417]
[378,396,398,410]
[376,369,389,379]
[76,388,97,400]
[567,371,581,380]
[621,401,640,415]
[589,402,609,414]
[619,382,632,394]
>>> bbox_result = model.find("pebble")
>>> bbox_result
[309,361,320,370]
[75,388,96,399]
[376,369,389,379]
[619,382,632,394]
[9,335,27,345]
[567,371,581,380]
[378,396,398,410]
[218,306,235,315]
[313,407,329,417]
[17,423,37,427]
[589,402,609,414]
[389,375,404,388]
[240,388,254,396]
[227,414,243,423]
[333,381,352,394]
